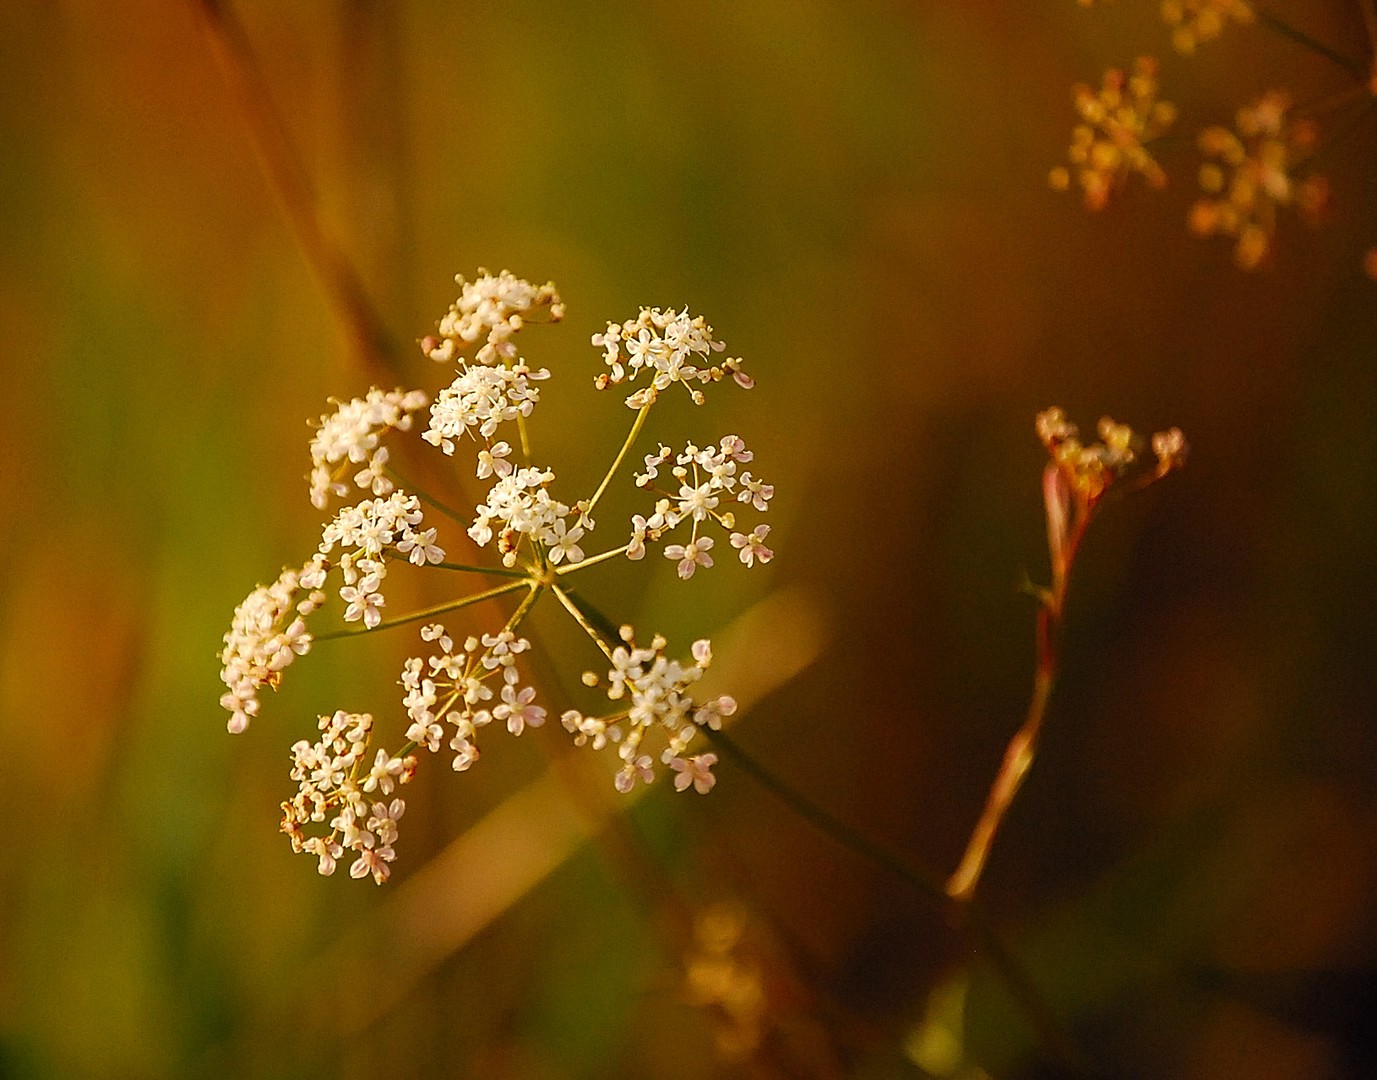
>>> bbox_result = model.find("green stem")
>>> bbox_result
[555,543,632,575]
[585,404,653,517]
[1256,9,1367,80]
[549,583,618,661]
[503,580,545,636]
[434,560,529,579]
[314,577,532,640]
[516,413,533,466]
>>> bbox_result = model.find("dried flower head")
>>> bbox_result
[1036,406,1187,578]
[1049,58,1177,211]
[1190,91,1328,269]
[1161,0,1254,54]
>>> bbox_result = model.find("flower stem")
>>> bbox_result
[549,583,617,661]
[584,404,653,518]
[434,561,529,579]
[554,544,632,575]
[1256,8,1368,80]
[385,464,468,524]
[703,728,1084,1071]
[314,577,532,640]
[946,481,1089,904]
[516,413,533,466]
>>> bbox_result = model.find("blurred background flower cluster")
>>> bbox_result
[3,1,1376,1077]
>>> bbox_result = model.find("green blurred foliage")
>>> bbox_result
[3,1,1377,1077]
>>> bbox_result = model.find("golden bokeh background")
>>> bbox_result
[2,1,1376,1077]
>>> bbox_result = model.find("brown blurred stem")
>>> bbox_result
[705,727,1084,1072]
[946,464,1089,904]
[1361,0,1377,63]
[191,0,400,378]
[1255,8,1368,80]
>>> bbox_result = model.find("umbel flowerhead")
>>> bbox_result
[219,270,775,882]
[1036,407,1187,586]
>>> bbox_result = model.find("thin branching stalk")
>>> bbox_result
[556,544,632,575]
[434,561,529,578]
[1256,8,1368,80]
[314,577,532,640]
[585,403,653,517]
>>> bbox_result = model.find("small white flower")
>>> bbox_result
[737,472,774,511]
[547,519,585,565]
[476,441,513,479]
[363,749,405,794]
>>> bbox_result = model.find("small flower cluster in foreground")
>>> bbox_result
[219,269,774,882]
[563,628,735,795]
[308,388,428,510]
[592,306,753,407]
[630,436,774,578]
[218,560,324,734]
[402,623,543,772]
[1050,58,1177,211]
[280,710,415,883]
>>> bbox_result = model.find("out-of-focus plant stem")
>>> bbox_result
[705,727,1085,1073]
[191,0,400,380]
[947,463,1089,904]
[1256,8,1368,80]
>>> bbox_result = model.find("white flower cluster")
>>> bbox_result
[468,466,587,567]
[280,710,414,884]
[308,388,429,510]
[561,628,736,793]
[219,559,327,734]
[629,436,774,578]
[591,307,754,407]
[401,624,545,773]
[422,268,564,366]
[423,361,549,456]
[220,267,777,885]
[320,491,445,628]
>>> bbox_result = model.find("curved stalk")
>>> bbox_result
[584,404,653,517]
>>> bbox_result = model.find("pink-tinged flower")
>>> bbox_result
[730,525,773,567]
[665,536,714,579]
[495,683,546,735]
[671,753,718,794]
[615,754,655,793]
